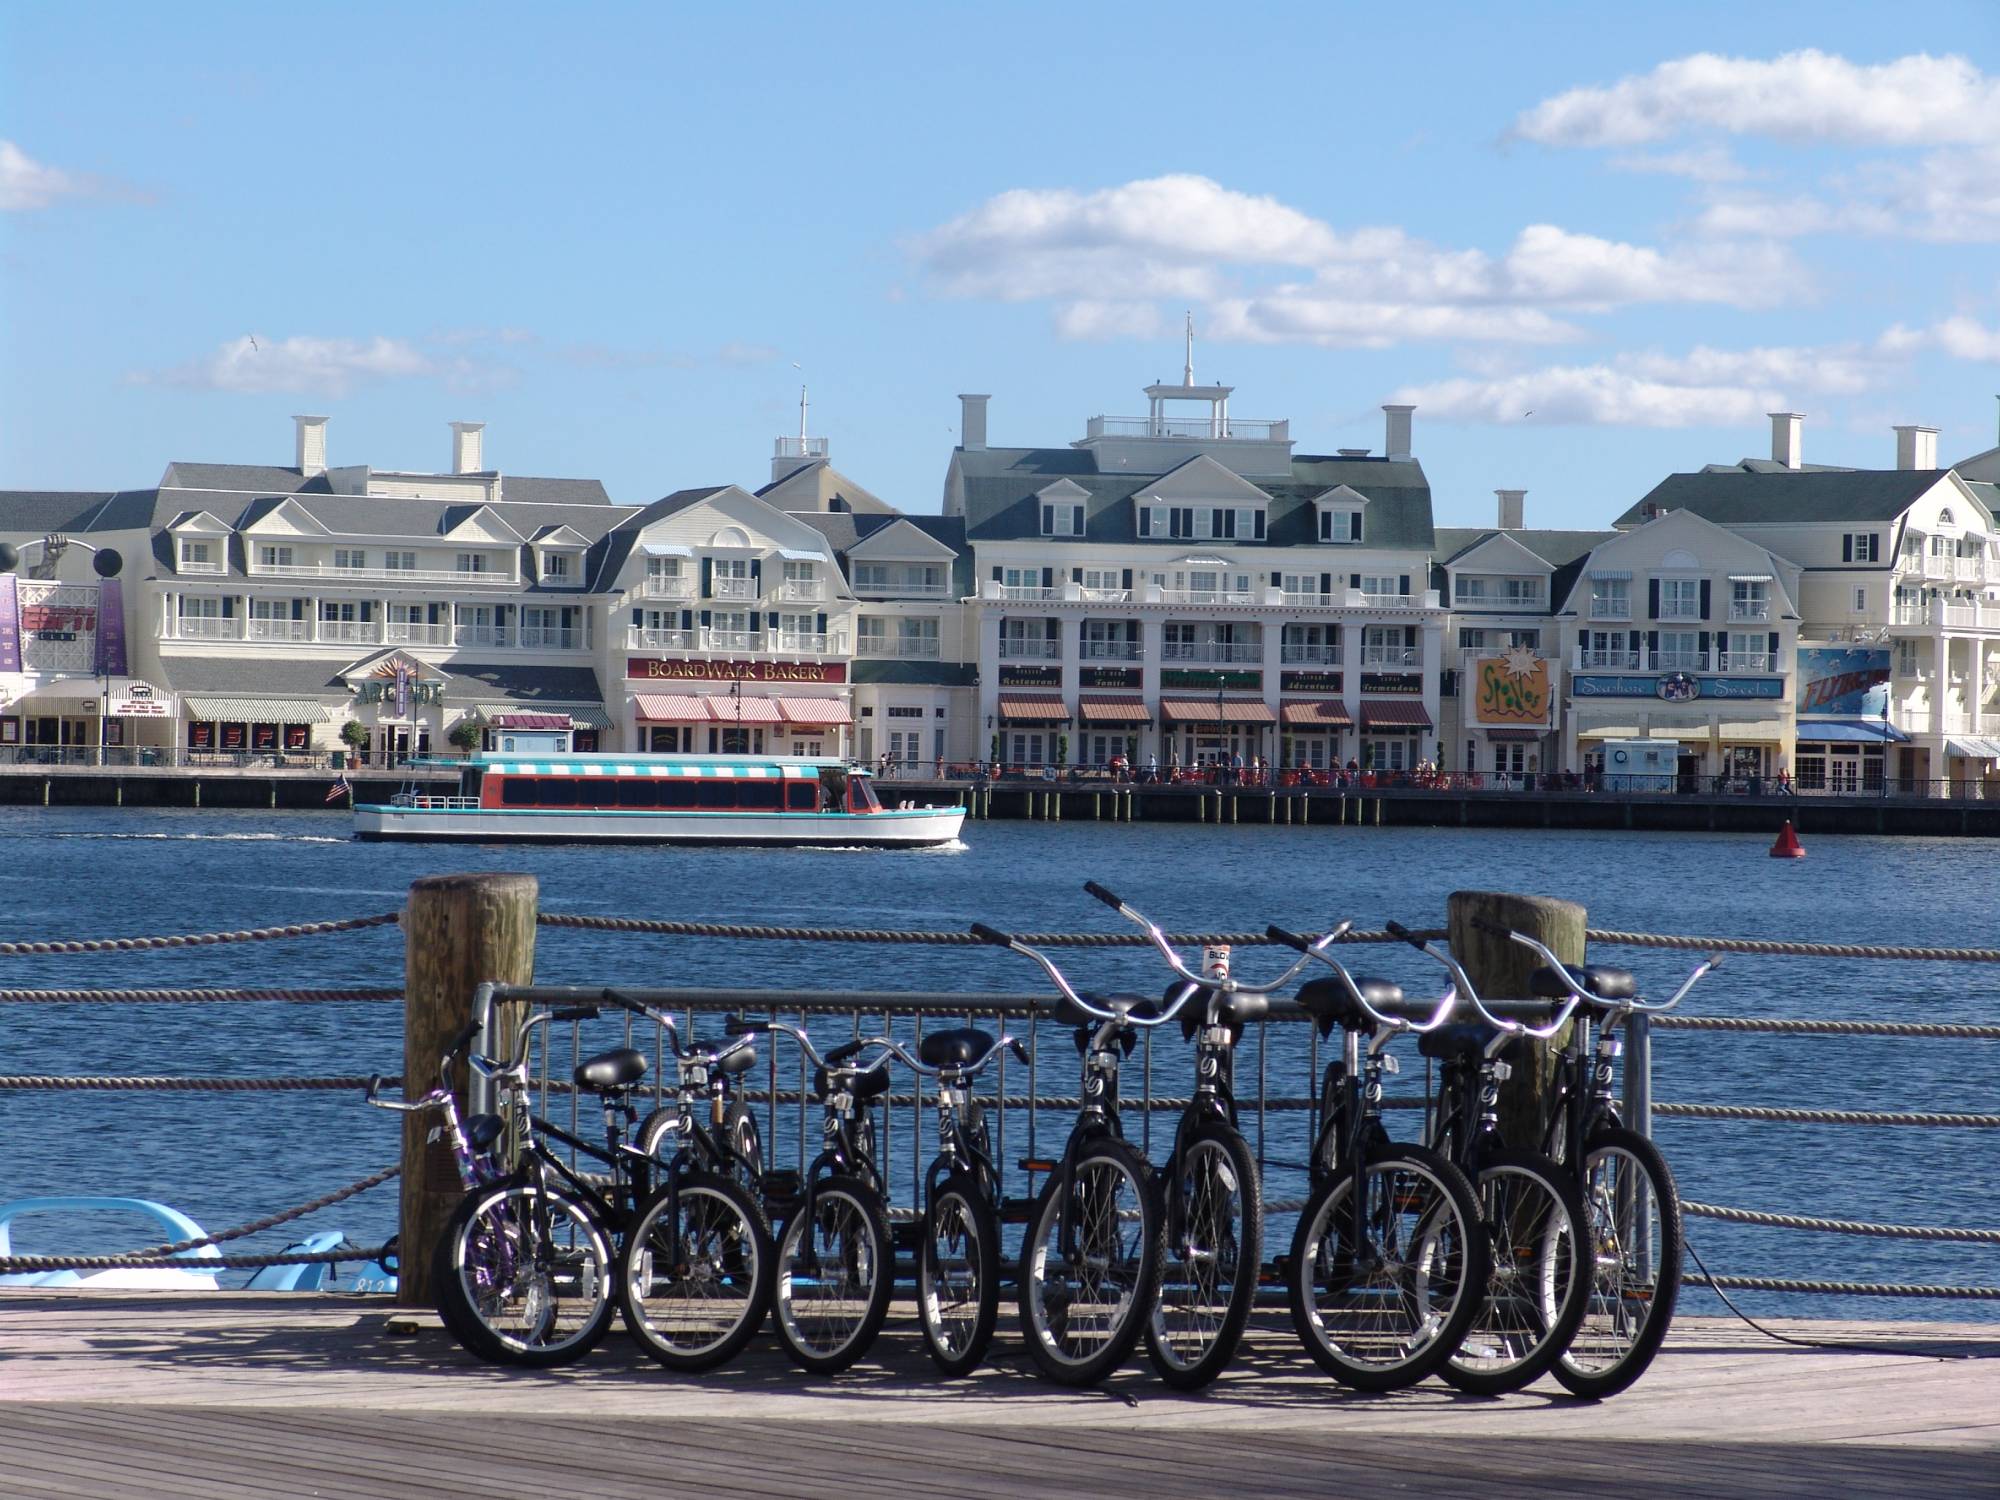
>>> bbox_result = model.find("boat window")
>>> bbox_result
[657,780,698,810]
[697,780,739,809]
[617,780,658,808]
[576,779,620,809]
[501,777,538,806]
[459,768,484,800]
[819,768,848,811]
[735,780,782,811]
[849,777,882,813]
[786,781,817,812]
[539,778,578,807]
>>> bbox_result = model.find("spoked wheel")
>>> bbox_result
[1018,1138,1162,1386]
[773,1175,894,1374]
[1443,1149,1590,1395]
[434,1182,616,1367]
[1146,1122,1262,1389]
[725,1102,764,1194]
[920,1172,1001,1377]
[1286,1143,1485,1391]
[1553,1127,1682,1399]
[621,1170,774,1372]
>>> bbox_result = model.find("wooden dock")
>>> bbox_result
[0,1294,1993,1498]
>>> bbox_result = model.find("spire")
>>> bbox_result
[799,384,809,446]
[1182,309,1195,387]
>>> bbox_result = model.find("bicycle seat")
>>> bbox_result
[918,1028,995,1070]
[1053,993,1159,1030]
[1529,963,1636,1002]
[1294,976,1404,1036]
[574,1048,648,1092]
[465,1112,505,1152]
[1417,1022,1525,1062]
[715,1045,758,1077]
[815,1059,892,1100]
[1175,984,1268,1042]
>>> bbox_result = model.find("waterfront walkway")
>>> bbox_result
[0,1295,1993,1497]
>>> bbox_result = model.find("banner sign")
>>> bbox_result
[109,682,172,717]
[1573,674,1783,700]
[1359,672,1422,695]
[628,657,846,684]
[1161,669,1261,692]
[1797,646,1890,717]
[1280,670,1343,695]
[997,664,1060,688]
[1470,653,1551,726]
[94,579,126,676]
[1079,666,1141,689]
[0,575,17,673]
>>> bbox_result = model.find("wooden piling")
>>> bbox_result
[1446,889,1584,1146]
[400,872,538,1307]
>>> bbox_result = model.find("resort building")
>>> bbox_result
[941,373,1446,774]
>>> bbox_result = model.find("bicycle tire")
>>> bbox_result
[621,1170,774,1372]
[1286,1142,1485,1391]
[773,1174,895,1374]
[434,1182,617,1368]
[1146,1120,1262,1389]
[920,1171,1001,1378]
[1443,1148,1591,1396]
[1018,1136,1162,1386]
[1553,1126,1682,1399]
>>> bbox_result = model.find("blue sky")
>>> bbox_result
[4,2,1999,532]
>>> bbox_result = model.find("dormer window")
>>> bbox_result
[541,551,571,581]
[178,540,220,573]
[1042,501,1085,537]
[1320,508,1362,543]
[1136,504,1264,541]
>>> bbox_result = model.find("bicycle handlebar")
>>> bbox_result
[726,1014,902,1077]
[1268,921,1457,1033]
[1473,920,1723,1016]
[1081,881,1334,998]
[1387,922,1579,1039]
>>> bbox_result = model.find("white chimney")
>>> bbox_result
[1769,411,1804,470]
[450,421,486,475]
[293,415,328,477]
[1382,404,1415,461]
[1892,424,1939,472]
[959,394,989,452]
[1496,489,1526,530]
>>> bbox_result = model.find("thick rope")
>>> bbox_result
[0,912,400,957]
[1654,1016,2000,1039]
[1682,1200,2000,1245]
[0,1074,387,1092]
[1689,1273,2000,1300]
[0,988,401,1005]
[1656,1102,2000,1127]
[0,1245,390,1274]
[1587,928,2000,962]
[535,913,1445,947]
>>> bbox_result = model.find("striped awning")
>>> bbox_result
[1358,699,1432,729]
[183,697,331,724]
[489,713,571,730]
[702,695,783,725]
[490,761,818,778]
[777,697,852,726]
[1947,736,2000,760]
[1079,695,1149,724]
[477,702,609,730]
[999,695,1069,722]
[1160,698,1276,725]
[1483,729,1546,743]
[633,693,709,722]
[1281,700,1352,728]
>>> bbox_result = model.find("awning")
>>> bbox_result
[182,697,331,724]
[704,695,784,725]
[775,548,824,562]
[999,695,1069,722]
[563,705,612,730]
[1727,573,1773,583]
[1717,721,1785,742]
[633,693,709,722]
[1358,699,1433,729]
[1079,695,1150,724]
[1947,736,2000,760]
[1576,723,1644,740]
[1796,719,1908,745]
[489,713,571,730]
[1281,700,1352,728]
[1160,698,1277,725]
[641,543,693,557]
[1588,568,1632,581]
[776,697,852,726]
[1483,728,1546,743]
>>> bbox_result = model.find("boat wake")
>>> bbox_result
[7,831,351,845]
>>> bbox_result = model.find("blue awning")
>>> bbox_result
[1795,719,1909,745]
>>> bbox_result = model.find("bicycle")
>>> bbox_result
[970,908,1199,1386]
[727,1015,900,1374]
[1474,918,1721,1398]
[1265,923,1489,1391]
[1082,881,1330,1390]
[599,992,777,1373]
[1385,921,1593,1395]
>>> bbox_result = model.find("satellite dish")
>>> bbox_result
[0,543,16,572]
[92,547,123,578]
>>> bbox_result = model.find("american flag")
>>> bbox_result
[325,773,352,805]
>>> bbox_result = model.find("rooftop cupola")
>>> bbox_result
[772,384,829,481]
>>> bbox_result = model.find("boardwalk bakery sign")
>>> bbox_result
[628,657,847,684]
[1471,649,1551,727]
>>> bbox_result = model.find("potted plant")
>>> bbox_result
[448,717,484,757]
[338,719,369,768]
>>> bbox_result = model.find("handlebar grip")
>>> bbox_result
[447,1019,481,1055]
[1707,953,1727,971]
[1009,1038,1031,1066]
[597,989,646,1016]
[364,1073,383,1099]
[720,1014,764,1036]
[1265,924,1312,953]
[1082,880,1122,909]
[1471,916,1515,941]
[552,1005,599,1023]
[826,1039,865,1066]
[1382,920,1426,950]
[969,922,1014,947]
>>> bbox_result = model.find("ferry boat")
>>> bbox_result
[353,753,966,847]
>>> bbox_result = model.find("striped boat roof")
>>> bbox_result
[486,762,822,779]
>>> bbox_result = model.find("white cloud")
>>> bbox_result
[1693,146,2000,243]
[1208,294,1580,349]
[1391,366,1776,428]
[1515,50,2000,148]
[0,140,98,211]
[1879,316,2000,362]
[1619,343,1887,397]
[1052,301,1166,341]
[145,335,437,396]
[1607,146,1749,183]
[1501,224,1795,307]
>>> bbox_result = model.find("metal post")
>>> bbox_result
[1625,1011,1653,1140]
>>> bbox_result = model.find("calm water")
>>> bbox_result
[2,805,1995,1322]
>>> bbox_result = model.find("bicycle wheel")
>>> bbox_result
[920,1170,1000,1377]
[434,1182,616,1367]
[725,1101,764,1191]
[1018,1137,1162,1386]
[1146,1121,1262,1390]
[773,1174,894,1374]
[1554,1127,1682,1399]
[621,1170,774,1372]
[1287,1143,1485,1391]
[1443,1148,1590,1395]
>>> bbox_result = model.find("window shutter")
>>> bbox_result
[701,557,713,597]
[1071,567,1083,583]
[1648,579,1660,617]
[1271,571,1283,588]
[1842,535,1853,563]
[1698,579,1711,619]
[1350,511,1363,542]
[1716,630,1728,655]
[749,557,761,591]
[1045,618,1058,642]
[1647,630,1658,652]
[1404,625,1417,650]
[1698,630,1709,655]
[1398,574,1410,597]
[630,608,643,628]
[1041,504,1053,534]
[1768,631,1779,658]
[699,609,711,627]
[1121,568,1133,590]
[1072,504,1085,535]
[1254,510,1266,540]
[1628,629,1641,653]
[1041,567,1054,590]
[1138,508,1151,538]
[1320,572,1332,597]
[680,609,693,631]
[816,612,827,633]
[766,611,779,629]
[292,599,305,621]
[221,597,235,618]
[991,565,1002,583]
[1350,574,1362,591]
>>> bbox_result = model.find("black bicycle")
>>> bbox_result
[1265,923,1489,1391]
[1474,919,1720,1398]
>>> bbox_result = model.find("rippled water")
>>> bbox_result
[2,805,1994,1322]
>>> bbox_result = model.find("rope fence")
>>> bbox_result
[0,912,401,957]
[1683,1200,2000,1246]
[0,988,401,1005]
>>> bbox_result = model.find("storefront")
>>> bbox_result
[182,697,328,760]
[1078,695,1148,770]
[1159,697,1276,769]
[995,694,1067,768]
[633,691,843,757]
[1794,721,1903,792]
[1278,699,1350,770]
[1357,699,1432,772]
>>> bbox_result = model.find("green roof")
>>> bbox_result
[1616,470,1952,528]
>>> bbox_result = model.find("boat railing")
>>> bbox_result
[387,793,481,810]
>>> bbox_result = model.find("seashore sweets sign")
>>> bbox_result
[627,657,847,684]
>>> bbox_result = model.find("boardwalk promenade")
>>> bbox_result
[0,1294,1993,1497]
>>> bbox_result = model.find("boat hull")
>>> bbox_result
[353,804,966,847]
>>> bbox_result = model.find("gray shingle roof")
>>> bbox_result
[0,490,157,534]
[1433,528,1615,568]
[586,487,731,591]
[1617,470,1948,527]
[159,463,333,494]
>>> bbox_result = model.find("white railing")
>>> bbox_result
[629,628,696,650]
[856,637,942,659]
[1656,606,1703,623]
[176,561,226,576]
[245,619,311,642]
[453,625,511,648]
[175,616,242,640]
[773,435,828,461]
[999,639,1061,660]
[1651,650,1708,672]
[1360,646,1420,667]
[856,579,953,598]
[710,577,757,602]
[1588,598,1631,620]
[1077,587,1131,603]
[1358,592,1417,607]
[254,562,517,586]
[1162,642,1261,663]
[644,576,695,601]
[1086,415,1286,441]
[775,579,826,603]
[1728,602,1771,622]
[999,585,1058,602]
[1080,641,1142,660]
[385,622,453,646]
[1281,644,1339,664]
[769,631,829,654]
[1717,650,1773,672]
[1894,602,1933,626]
[704,628,761,652]
[517,627,582,649]
[1577,648,1640,670]
[1160,589,1255,605]
[1282,591,1333,608]
[1956,558,1984,582]
[1925,558,1950,579]
[317,620,379,644]
[1945,604,1980,628]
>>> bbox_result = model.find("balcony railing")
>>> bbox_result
[1160,589,1256,606]
[998,585,1058,602]
[999,640,1061,661]
[518,627,583,649]
[1079,641,1142,661]
[175,616,242,640]
[1956,558,1985,582]
[245,619,311,642]
[1360,646,1420,667]
[176,560,226,576]
[1588,598,1631,620]
[1085,415,1287,441]
[1076,587,1131,603]
[1281,644,1340,665]
[1925,558,1950,579]
[253,561,517,586]
[1945,604,1980,628]
[385,622,453,646]
[1577,648,1640,670]
[1651,650,1707,672]
[857,637,942,659]
[1716,650,1774,672]
[856,579,953,599]
[1728,602,1771,622]
[629,628,697,651]
[1162,642,1261,663]
[774,579,826,603]
[768,631,829,654]
[453,625,511,648]
[1656,606,1702,623]
[1282,591,1333,608]
[317,620,378,644]
[643,576,695,601]
[710,577,757,602]
[704,628,760,651]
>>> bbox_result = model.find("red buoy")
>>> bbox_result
[1770,820,1805,859]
